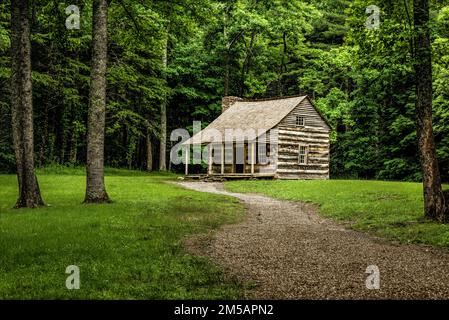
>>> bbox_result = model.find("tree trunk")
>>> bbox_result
[10,0,44,208]
[38,104,48,167]
[414,0,448,222]
[69,129,77,165]
[168,141,172,171]
[85,0,110,203]
[224,52,230,96]
[159,33,168,171]
[277,32,288,97]
[146,133,153,172]
[223,9,230,96]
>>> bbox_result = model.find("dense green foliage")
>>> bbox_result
[0,0,449,181]
[225,180,449,248]
[0,169,244,299]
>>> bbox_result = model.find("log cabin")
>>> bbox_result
[182,95,331,180]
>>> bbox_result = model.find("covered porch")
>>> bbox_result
[185,173,276,180]
[183,140,276,178]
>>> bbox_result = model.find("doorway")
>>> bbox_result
[233,142,246,173]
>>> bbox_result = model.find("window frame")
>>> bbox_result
[298,144,308,165]
[296,116,305,127]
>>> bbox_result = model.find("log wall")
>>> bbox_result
[275,98,330,179]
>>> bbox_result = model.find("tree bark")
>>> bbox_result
[10,0,44,208]
[159,33,168,171]
[146,133,153,172]
[224,53,230,96]
[38,103,48,167]
[85,0,110,203]
[69,129,77,165]
[414,0,448,222]
[223,9,230,96]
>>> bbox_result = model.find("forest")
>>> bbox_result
[1,0,448,181]
[3,0,449,302]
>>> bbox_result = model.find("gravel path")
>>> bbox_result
[178,182,449,299]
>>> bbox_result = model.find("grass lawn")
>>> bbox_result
[0,168,244,299]
[225,180,449,249]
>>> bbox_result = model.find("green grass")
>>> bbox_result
[0,169,244,299]
[225,180,449,249]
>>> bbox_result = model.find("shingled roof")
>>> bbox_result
[183,95,309,145]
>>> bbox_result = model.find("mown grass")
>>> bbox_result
[0,169,244,299]
[225,180,449,249]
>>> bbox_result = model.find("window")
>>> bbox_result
[296,116,305,127]
[298,145,308,165]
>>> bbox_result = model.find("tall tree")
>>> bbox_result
[146,131,153,172]
[159,29,168,171]
[413,0,448,221]
[85,0,110,203]
[10,0,44,208]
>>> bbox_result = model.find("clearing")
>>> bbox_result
[0,168,244,299]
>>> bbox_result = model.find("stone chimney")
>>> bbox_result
[222,96,243,113]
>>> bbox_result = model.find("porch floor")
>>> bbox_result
[186,173,276,180]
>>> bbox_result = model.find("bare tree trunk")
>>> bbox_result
[223,9,230,96]
[168,140,172,171]
[159,33,168,171]
[414,0,448,222]
[146,133,152,172]
[85,0,110,203]
[10,0,44,208]
[224,53,230,96]
[38,102,49,167]
[11,1,22,184]
[69,129,77,165]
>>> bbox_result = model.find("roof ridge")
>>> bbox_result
[239,94,307,103]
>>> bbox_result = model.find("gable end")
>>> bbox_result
[278,97,331,132]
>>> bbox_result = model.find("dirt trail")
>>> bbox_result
[178,181,449,299]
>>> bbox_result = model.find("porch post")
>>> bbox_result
[208,144,213,175]
[221,143,225,175]
[251,142,255,175]
[232,142,235,173]
[184,145,189,176]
